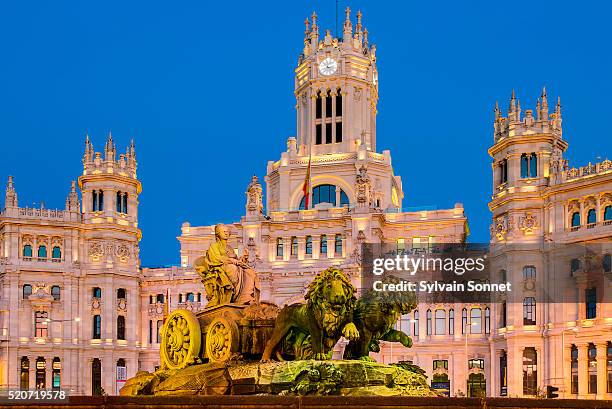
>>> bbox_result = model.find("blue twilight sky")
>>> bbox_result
[1,1,610,266]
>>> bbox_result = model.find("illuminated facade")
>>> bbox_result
[0,9,609,400]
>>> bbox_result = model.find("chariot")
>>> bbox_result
[159,302,278,370]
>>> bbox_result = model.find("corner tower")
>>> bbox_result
[296,8,378,156]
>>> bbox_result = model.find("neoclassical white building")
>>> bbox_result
[0,8,610,399]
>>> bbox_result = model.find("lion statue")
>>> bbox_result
[261,267,359,361]
[343,275,417,360]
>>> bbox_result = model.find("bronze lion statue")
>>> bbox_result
[262,267,359,361]
[343,275,417,360]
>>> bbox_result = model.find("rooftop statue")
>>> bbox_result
[194,224,260,307]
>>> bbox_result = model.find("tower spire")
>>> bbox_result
[343,6,353,40]
[84,134,94,163]
[540,86,548,120]
[104,131,116,161]
[310,12,319,45]
[494,101,501,120]
[65,180,80,212]
[5,175,17,208]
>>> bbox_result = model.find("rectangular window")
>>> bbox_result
[276,238,284,258]
[93,315,101,339]
[586,288,597,319]
[315,95,322,119]
[35,311,48,338]
[500,352,508,396]
[290,237,298,256]
[435,310,445,335]
[320,235,327,254]
[448,309,454,335]
[156,320,163,344]
[334,235,342,255]
[571,345,578,394]
[325,93,332,118]
[315,124,322,145]
[433,360,448,370]
[335,122,342,143]
[325,123,332,144]
[148,320,153,344]
[607,342,611,393]
[588,344,597,394]
[305,236,312,255]
[336,92,342,116]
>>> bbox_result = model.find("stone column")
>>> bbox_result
[577,342,588,398]
[596,342,607,399]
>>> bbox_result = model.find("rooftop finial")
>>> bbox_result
[104,131,116,161]
[494,101,501,120]
[356,10,363,33]
[5,175,18,208]
[65,180,80,212]
[343,6,353,39]
[540,86,549,120]
[363,28,369,48]
[509,89,516,113]
[304,17,310,36]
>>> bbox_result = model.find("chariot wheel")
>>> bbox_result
[205,316,239,363]
[160,309,201,370]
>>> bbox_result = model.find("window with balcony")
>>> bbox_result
[299,184,349,209]
[605,205,612,221]
[587,209,597,224]
[23,244,32,258]
[520,153,537,178]
[51,246,61,260]
[37,245,47,259]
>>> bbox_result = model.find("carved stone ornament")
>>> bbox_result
[88,241,104,258]
[355,165,372,207]
[519,213,538,234]
[118,298,127,312]
[116,243,131,261]
[246,176,263,215]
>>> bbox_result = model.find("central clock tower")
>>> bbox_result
[295,8,379,156]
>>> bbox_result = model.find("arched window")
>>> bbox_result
[605,205,612,221]
[35,357,46,389]
[523,297,536,325]
[522,348,537,395]
[49,362,63,392]
[523,265,536,279]
[98,190,104,211]
[305,236,312,255]
[23,244,32,258]
[299,184,349,209]
[93,315,101,339]
[587,209,597,224]
[413,310,419,336]
[588,344,597,394]
[117,288,126,299]
[23,284,32,299]
[470,308,482,333]
[123,193,128,213]
[571,258,581,274]
[521,154,529,178]
[51,246,61,260]
[467,373,486,397]
[334,234,342,255]
[197,293,202,302]
[37,245,47,259]
[51,285,60,301]
[92,190,98,212]
[571,345,578,394]
[335,88,342,117]
[20,357,29,390]
[571,212,581,227]
[117,316,125,340]
[448,309,454,335]
[315,90,322,120]
[290,237,298,256]
[485,307,491,334]
[186,292,194,302]
[91,358,102,395]
[276,238,283,257]
[462,308,468,334]
[603,254,611,273]
[320,235,327,254]
[499,158,508,184]
[116,191,122,212]
[426,309,432,335]
[530,152,537,177]
[435,309,446,335]
[325,89,332,119]
[92,287,102,298]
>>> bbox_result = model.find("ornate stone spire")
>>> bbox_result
[343,6,352,40]
[84,134,94,163]
[5,175,17,208]
[310,12,319,44]
[494,101,501,120]
[540,86,548,120]
[65,180,80,212]
[304,17,310,41]
[104,131,116,161]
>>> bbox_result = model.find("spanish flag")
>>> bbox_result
[302,155,312,209]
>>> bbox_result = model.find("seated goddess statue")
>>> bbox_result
[194,224,261,307]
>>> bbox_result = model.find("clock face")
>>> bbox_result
[318,57,338,76]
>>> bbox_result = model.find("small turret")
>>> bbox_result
[310,12,319,46]
[354,10,363,46]
[65,180,80,212]
[83,134,94,164]
[4,176,18,208]
[539,87,548,121]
